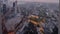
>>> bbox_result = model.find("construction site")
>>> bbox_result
[0,0,59,34]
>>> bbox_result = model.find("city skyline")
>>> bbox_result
[10,0,59,3]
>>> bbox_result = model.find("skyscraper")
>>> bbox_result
[13,0,17,14]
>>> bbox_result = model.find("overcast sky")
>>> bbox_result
[10,0,59,3]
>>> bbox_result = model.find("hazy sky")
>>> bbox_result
[10,0,59,3]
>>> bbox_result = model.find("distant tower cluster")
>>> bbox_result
[0,0,8,14]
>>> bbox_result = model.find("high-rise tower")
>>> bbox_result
[13,0,17,14]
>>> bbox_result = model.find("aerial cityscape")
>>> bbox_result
[0,0,59,34]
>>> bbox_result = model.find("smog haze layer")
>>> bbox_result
[10,0,59,3]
